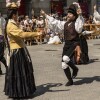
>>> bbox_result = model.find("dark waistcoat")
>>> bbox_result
[64,21,79,43]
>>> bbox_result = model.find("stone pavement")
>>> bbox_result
[0,39,100,100]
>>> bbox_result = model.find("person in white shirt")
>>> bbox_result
[41,2,84,86]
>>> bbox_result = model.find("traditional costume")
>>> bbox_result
[4,0,40,98]
[44,2,84,86]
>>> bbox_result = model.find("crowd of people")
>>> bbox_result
[16,5,100,44]
[0,0,100,99]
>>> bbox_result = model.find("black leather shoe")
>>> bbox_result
[72,68,79,79]
[65,80,73,86]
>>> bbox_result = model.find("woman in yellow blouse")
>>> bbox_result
[4,1,40,99]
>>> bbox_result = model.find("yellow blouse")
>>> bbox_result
[7,19,39,50]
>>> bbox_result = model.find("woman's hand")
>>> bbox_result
[38,32,42,36]
[31,32,42,38]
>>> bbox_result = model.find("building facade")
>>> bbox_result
[31,0,97,17]
[0,0,99,18]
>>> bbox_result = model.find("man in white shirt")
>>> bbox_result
[41,2,84,86]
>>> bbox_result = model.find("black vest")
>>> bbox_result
[64,21,79,42]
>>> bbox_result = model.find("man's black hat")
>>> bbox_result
[67,4,78,16]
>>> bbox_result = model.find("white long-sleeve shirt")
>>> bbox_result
[46,15,84,34]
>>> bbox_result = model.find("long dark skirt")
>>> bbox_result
[79,35,89,64]
[4,47,36,98]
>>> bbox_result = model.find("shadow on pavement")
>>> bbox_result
[74,76,100,85]
[74,58,99,65]
[33,83,70,98]
[89,58,100,63]
[12,83,70,99]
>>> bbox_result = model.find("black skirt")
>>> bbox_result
[4,47,36,98]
